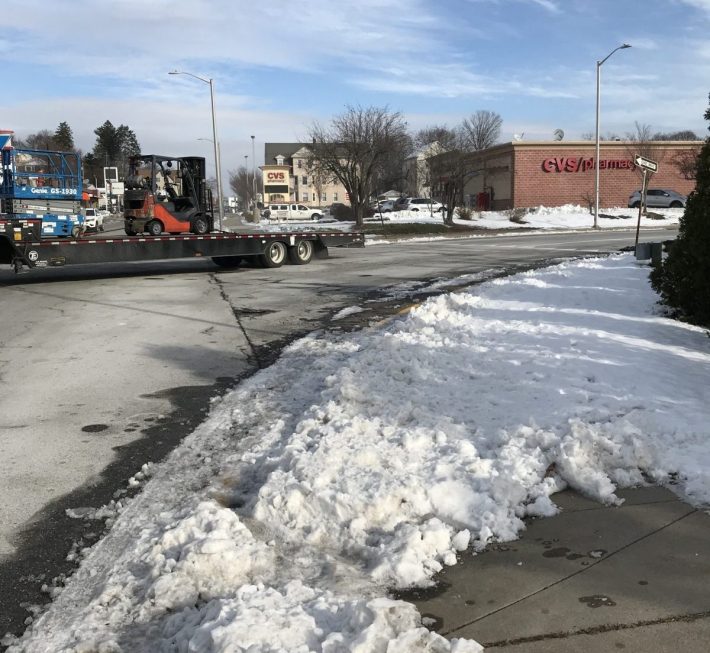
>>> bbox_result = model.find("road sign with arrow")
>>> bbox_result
[634,155,658,173]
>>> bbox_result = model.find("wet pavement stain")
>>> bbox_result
[579,595,617,608]
[81,424,109,433]
[542,546,571,558]
[542,545,603,562]
[0,376,238,645]
[421,614,444,631]
[393,579,452,602]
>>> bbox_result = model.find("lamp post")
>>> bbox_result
[594,44,631,229]
[244,154,249,209]
[250,135,257,215]
[197,137,223,213]
[169,70,225,230]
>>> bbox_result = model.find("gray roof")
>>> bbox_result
[264,142,308,165]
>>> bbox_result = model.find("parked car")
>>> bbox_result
[397,197,445,212]
[393,196,410,211]
[83,208,104,232]
[371,200,396,213]
[261,203,322,221]
[628,189,687,209]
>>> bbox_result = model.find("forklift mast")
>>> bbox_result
[125,155,212,214]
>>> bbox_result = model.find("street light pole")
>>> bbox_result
[168,70,225,231]
[251,135,257,208]
[594,44,631,229]
[244,154,249,209]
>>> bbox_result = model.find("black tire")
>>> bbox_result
[669,201,683,208]
[147,220,163,236]
[288,240,314,265]
[99,224,105,232]
[310,213,321,221]
[631,201,641,209]
[192,216,209,234]
[125,227,137,236]
[259,241,287,268]
[71,226,81,238]
[212,256,243,268]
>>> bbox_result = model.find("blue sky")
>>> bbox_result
[2,0,708,183]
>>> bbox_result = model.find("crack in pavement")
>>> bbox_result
[210,274,266,369]
[482,609,710,648]
[444,506,698,637]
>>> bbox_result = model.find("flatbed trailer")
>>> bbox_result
[0,219,364,273]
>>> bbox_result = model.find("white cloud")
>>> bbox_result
[2,96,317,180]
[528,0,560,12]
[680,0,710,13]
[2,0,707,176]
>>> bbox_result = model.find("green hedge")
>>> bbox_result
[651,94,710,326]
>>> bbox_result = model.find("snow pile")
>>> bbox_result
[242,203,682,238]
[10,254,709,652]
[334,203,682,236]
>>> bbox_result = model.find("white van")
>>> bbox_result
[262,203,322,222]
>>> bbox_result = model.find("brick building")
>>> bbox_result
[262,143,348,207]
[434,140,700,211]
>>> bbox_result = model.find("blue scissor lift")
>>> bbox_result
[0,146,85,237]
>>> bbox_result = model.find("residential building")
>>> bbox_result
[262,143,349,207]
[403,141,445,198]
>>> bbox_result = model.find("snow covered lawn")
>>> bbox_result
[8,254,709,653]
[248,203,682,238]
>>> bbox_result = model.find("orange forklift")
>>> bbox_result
[123,155,215,236]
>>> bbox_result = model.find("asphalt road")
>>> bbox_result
[0,223,676,641]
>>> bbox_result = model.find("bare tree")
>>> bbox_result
[625,121,666,182]
[408,126,455,200]
[428,127,478,225]
[671,148,701,180]
[461,110,502,151]
[652,129,700,141]
[413,125,457,150]
[309,166,328,207]
[307,105,410,227]
[229,166,253,209]
[18,129,57,150]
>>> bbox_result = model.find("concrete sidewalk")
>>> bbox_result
[405,486,710,652]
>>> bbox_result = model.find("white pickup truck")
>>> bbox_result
[262,203,322,222]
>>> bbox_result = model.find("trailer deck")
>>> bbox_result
[0,218,365,272]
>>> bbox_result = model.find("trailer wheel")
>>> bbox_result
[192,216,209,234]
[260,241,287,268]
[147,220,163,236]
[212,256,243,268]
[288,239,314,265]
